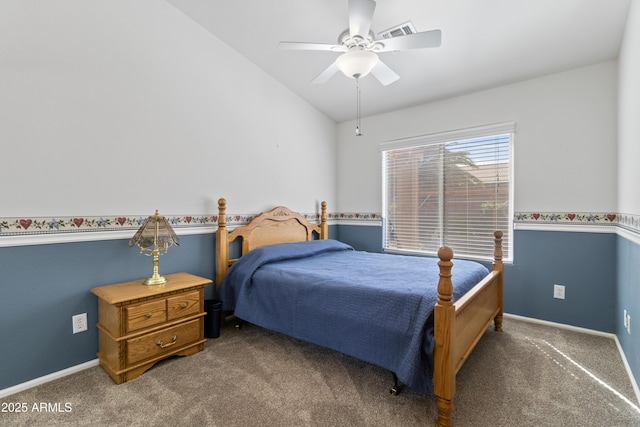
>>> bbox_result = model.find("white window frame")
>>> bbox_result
[380,122,514,262]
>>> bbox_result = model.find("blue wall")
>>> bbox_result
[1,225,637,393]
[0,234,215,390]
[617,234,640,385]
[336,224,383,253]
[507,230,617,332]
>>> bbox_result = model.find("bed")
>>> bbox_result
[215,198,504,427]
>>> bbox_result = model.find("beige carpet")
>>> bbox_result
[1,317,639,426]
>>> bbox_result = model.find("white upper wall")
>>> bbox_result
[618,0,640,215]
[0,0,336,217]
[1,1,626,219]
[337,61,618,214]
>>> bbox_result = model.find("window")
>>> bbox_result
[381,122,513,262]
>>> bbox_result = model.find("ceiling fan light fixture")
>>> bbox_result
[336,49,378,79]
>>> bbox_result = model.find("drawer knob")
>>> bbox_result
[145,313,153,319]
[156,336,178,349]
[180,302,188,309]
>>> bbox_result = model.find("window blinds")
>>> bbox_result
[381,123,513,261]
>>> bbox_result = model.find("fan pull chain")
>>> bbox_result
[355,78,362,136]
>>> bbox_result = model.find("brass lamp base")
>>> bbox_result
[143,275,167,286]
[143,250,167,285]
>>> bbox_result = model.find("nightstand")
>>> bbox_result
[91,272,211,384]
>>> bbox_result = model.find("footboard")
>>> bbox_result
[433,231,504,427]
[451,269,503,372]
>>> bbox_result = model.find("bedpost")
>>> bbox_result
[493,230,504,332]
[320,201,328,240]
[215,198,229,288]
[434,246,455,427]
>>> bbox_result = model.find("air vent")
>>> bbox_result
[378,21,417,39]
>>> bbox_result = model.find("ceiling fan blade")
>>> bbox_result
[348,0,376,38]
[375,29,442,52]
[279,41,346,52]
[311,62,339,84]
[370,60,400,86]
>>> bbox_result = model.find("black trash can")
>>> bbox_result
[204,299,222,338]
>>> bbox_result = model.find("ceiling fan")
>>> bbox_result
[278,0,442,86]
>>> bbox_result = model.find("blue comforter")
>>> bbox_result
[218,239,489,392]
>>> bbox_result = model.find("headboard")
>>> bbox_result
[215,198,328,287]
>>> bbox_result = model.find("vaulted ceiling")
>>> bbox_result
[167,0,630,123]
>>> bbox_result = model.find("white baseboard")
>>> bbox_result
[504,313,640,405]
[504,313,616,338]
[613,336,640,407]
[0,359,99,399]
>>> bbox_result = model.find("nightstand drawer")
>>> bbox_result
[167,291,200,321]
[125,299,167,333]
[126,319,201,365]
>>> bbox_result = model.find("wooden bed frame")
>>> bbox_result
[214,198,503,427]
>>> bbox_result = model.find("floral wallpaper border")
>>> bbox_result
[515,211,618,226]
[1,211,638,237]
[0,212,381,236]
[515,211,640,235]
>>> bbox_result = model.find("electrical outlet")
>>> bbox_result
[627,313,631,334]
[72,313,88,334]
[624,310,628,328]
[553,284,565,300]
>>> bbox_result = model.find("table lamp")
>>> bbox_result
[129,210,180,285]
